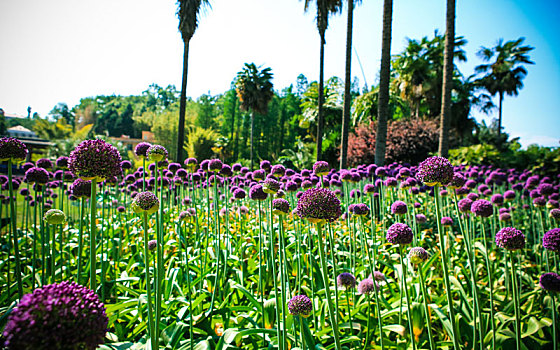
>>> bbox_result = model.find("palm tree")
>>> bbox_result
[475,37,534,141]
[304,0,343,161]
[438,0,455,157]
[340,0,361,170]
[176,0,210,163]
[374,0,393,166]
[235,63,274,170]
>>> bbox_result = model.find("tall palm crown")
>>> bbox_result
[177,0,209,41]
[304,0,343,41]
[475,37,534,139]
[235,63,274,115]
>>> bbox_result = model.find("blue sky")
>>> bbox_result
[0,0,558,147]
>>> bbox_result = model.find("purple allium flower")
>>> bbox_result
[232,163,242,172]
[44,209,66,225]
[504,190,516,201]
[351,203,370,216]
[120,160,132,170]
[543,228,560,252]
[313,161,330,176]
[2,281,108,350]
[375,167,386,177]
[146,145,168,162]
[415,214,427,223]
[147,240,157,251]
[458,198,473,213]
[238,205,249,216]
[357,278,377,295]
[252,169,265,181]
[550,209,560,220]
[69,139,122,181]
[416,156,454,186]
[167,162,181,173]
[134,142,152,158]
[288,295,312,317]
[471,199,493,218]
[533,197,546,207]
[441,216,453,226]
[408,247,429,265]
[0,137,28,162]
[25,167,50,184]
[364,184,376,194]
[131,191,159,214]
[233,188,246,199]
[184,158,198,170]
[117,206,125,213]
[391,200,408,215]
[384,177,398,187]
[285,181,298,192]
[337,272,356,289]
[372,271,386,282]
[63,171,75,182]
[260,160,271,171]
[539,272,560,293]
[295,188,342,223]
[56,156,70,169]
[491,194,504,206]
[272,198,290,215]
[249,184,268,201]
[467,193,479,201]
[208,159,223,172]
[71,178,92,198]
[271,164,286,177]
[220,164,233,177]
[263,178,281,194]
[538,183,554,197]
[36,158,53,169]
[447,172,466,189]
[386,223,413,245]
[499,212,512,222]
[495,227,525,251]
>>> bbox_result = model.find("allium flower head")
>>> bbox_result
[44,209,66,225]
[386,223,413,245]
[539,272,560,293]
[132,191,159,214]
[538,183,554,197]
[491,194,504,206]
[447,172,466,189]
[184,157,198,170]
[543,228,560,252]
[208,159,223,172]
[295,188,342,224]
[148,240,157,251]
[233,188,246,199]
[271,164,286,177]
[262,178,281,194]
[272,198,290,215]
[415,214,427,223]
[441,216,453,226]
[2,281,108,350]
[499,212,512,222]
[25,167,50,185]
[417,156,454,186]
[337,272,356,289]
[471,199,493,218]
[495,227,525,251]
[372,271,386,282]
[69,139,122,181]
[146,145,168,162]
[252,169,265,181]
[71,178,92,198]
[351,203,370,216]
[134,142,152,158]
[36,158,53,169]
[249,184,268,201]
[313,161,330,176]
[550,209,560,221]
[287,295,312,317]
[408,247,429,265]
[458,198,473,213]
[358,278,377,295]
[391,200,408,215]
[56,156,69,169]
[0,137,28,162]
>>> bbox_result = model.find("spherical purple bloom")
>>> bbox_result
[2,281,108,350]
[364,183,376,194]
[148,240,157,251]
[117,206,125,213]
[391,200,408,215]
[132,191,159,214]
[233,188,246,199]
[134,142,152,158]
[0,137,28,162]
[471,199,493,218]
[539,272,560,293]
[467,193,479,201]
[384,177,398,187]
[36,158,53,170]
[337,272,356,289]
[387,223,413,245]
[375,167,386,177]
[358,278,377,295]
[260,160,271,171]
[238,205,249,216]
[351,203,370,216]
[313,161,330,176]
[533,197,546,207]
[543,228,560,252]
[147,145,168,162]
[415,214,427,223]
[56,156,69,169]
[504,190,516,201]
[271,164,286,177]
[491,194,504,206]
[252,169,265,181]
[295,188,342,223]
[249,184,268,201]
[550,209,560,220]
[272,198,290,215]
[263,178,281,194]
[417,156,454,186]
[447,172,466,189]
[25,167,50,185]
[288,295,312,317]
[372,271,387,282]
[495,227,525,251]
[207,158,222,172]
[499,212,512,222]
[408,247,429,265]
[441,216,453,226]
[69,139,122,181]
[71,178,92,198]
[538,183,554,197]
[458,198,473,213]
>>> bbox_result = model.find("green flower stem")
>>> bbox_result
[480,220,496,349]
[316,222,342,350]
[7,159,23,299]
[279,216,288,349]
[77,198,86,285]
[362,296,372,350]
[142,212,156,350]
[418,265,435,350]
[509,251,521,350]
[90,179,98,293]
[327,224,340,328]
[399,245,416,350]
[183,221,194,350]
[434,186,460,350]
[551,291,557,350]
[155,165,165,347]
[32,189,38,289]
[268,198,283,350]
[256,200,265,342]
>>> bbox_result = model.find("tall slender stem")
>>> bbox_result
[399,245,416,350]
[90,179,98,293]
[7,159,23,299]
[143,212,156,350]
[509,251,521,350]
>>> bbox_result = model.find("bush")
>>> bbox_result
[347,119,439,166]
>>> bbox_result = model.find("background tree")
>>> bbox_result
[303,0,343,161]
[235,63,274,170]
[176,0,210,163]
[438,0,455,157]
[475,37,534,143]
[375,0,393,166]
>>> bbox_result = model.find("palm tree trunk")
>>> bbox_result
[177,40,190,163]
[250,111,254,170]
[498,91,503,139]
[317,36,326,161]
[438,0,455,158]
[375,0,393,166]
[340,0,354,170]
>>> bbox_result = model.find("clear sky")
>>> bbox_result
[1,0,558,147]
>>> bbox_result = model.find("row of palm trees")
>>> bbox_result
[174,0,534,168]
